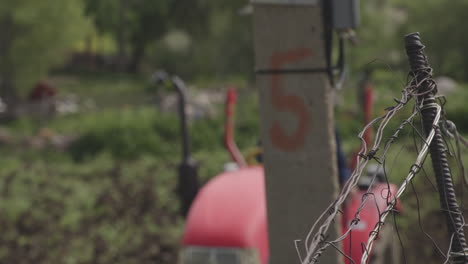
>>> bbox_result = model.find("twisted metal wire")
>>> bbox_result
[360,103,441,264]
[300,33,468,264]
[300,80,421,264]
[406,32,468,262]
[299,72,462,264]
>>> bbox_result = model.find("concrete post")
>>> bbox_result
[252,2,340,263]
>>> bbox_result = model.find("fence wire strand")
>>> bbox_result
[298,70,468,264]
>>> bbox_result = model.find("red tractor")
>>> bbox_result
[180,88,268,264]
[156,73,401,264]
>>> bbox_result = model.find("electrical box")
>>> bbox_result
[332,0,359,29]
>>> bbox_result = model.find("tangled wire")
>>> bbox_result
[298,68,468,264]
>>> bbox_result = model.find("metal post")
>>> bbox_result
[154,72,200,217]
[405,32,468,263]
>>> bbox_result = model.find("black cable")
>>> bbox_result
[410,180,447,258]
[322,0,334,87]
[391,209,408,264]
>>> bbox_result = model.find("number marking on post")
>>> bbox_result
[269,48,312,152]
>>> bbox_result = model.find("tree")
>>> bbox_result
[348,0,468,82]
[189,1,253,78]
[0,0,90,114]
[145,0,253,79]
[348,0,405,70]
[85,0,210,73]
[399,0,468,81]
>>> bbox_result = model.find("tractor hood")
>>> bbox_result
[182,166,269,264]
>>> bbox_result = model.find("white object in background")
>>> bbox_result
[224,162,240,172]
[0,97,7,113]
[435,76,458,95]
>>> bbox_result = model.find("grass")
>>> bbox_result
[0,72,251,263]
[49,72,150,109]
[0,153,183,264]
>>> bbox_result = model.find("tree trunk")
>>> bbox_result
[127,41,146,73]
[0,15,18,119]
[116,0,128,71]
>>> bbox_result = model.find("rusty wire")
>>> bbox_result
[298,71,461,264]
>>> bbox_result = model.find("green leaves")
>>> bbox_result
[0,155,182,264]
[401,0,468,80]
[0,0,90,94]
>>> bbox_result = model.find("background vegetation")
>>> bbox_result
[0,0,467,263]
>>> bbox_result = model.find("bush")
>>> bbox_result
[444,85,468,134]
[0,155,182,264]
[64,93,260,161]
[0,88,265,262]
[67,108,179,161]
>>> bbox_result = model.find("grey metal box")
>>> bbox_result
[332,0,360,29]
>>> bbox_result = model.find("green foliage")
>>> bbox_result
[85,0,211,72]
[398,0,468,80]
[84,0,252,77]
[0,76,261,261]
[0,0,90,94]
[187,2,253,79]
[349,0,404,70]
[0,154,182,264]
[47,93,258,162]
[8,1,468,262]
[2,65,468,263]
[56,108,179,161]
[443,84,468,133]
[234,91,260,148]
[349,0,468,82]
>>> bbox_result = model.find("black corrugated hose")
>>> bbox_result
[405,32,468,263]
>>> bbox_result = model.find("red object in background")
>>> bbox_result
[181,165,401,264]
[342,183,401,264]
[350,78,375,171]
[182,166,269,264]
[224,87,247,167]
[29,81,56,101]
[182,77,400,264]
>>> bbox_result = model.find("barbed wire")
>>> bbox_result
[297,69,468,264]
[360,103,441,263]
[300,78,418,263]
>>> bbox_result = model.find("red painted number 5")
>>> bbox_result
[269,48,312,152]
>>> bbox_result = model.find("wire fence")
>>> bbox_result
[298,35,468,264]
